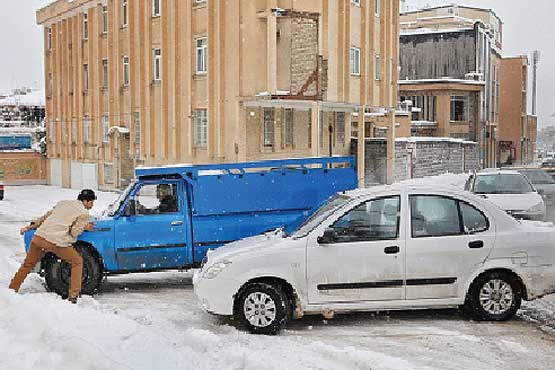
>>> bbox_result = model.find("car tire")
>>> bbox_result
[44,245,103,297]
[466,271,522,321]
[236,282,290,335]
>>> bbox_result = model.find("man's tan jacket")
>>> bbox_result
[31,200,91,247]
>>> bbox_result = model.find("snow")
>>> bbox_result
[1,181,555,370]
[0,90,45,107]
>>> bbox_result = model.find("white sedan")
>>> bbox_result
[194,185,555,335]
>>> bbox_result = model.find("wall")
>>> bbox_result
[352,138,480,186]
[0,151,47,185]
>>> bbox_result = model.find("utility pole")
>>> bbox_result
[531,50,540,116]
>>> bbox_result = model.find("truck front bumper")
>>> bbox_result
[193,270,240,316]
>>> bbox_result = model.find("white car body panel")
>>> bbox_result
[193,186,555,318]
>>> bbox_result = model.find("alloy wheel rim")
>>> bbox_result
[243,292,277,328]
[479,279,514,315]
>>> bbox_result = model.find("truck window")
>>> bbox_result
[134,183,179,215]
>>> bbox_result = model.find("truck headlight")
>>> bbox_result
[202,260,232,279]
[528,202,545,213]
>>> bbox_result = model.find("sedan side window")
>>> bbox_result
[411,195,461,238]
[460,202,488,234]
[329,196,400,243]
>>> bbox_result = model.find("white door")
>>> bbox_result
[71,161,83,189]
[82,163,98,190]
[405,194,495,300]
[49,159,62,187]
[307,195,406,304]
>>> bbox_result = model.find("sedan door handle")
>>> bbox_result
[170,220,183,226]
[468,240,484,249]
[384,246,400,254]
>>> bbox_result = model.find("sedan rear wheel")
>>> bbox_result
[468,271,521,321]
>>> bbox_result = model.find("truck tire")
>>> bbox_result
[44,245,103,297]
[235,282,290,335]
[466,271,521,321]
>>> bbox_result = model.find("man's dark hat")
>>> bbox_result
[78,189,97,201]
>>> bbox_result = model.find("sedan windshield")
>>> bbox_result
[474,174,534,194]
[289,195,351,238]
[519,169,555,185]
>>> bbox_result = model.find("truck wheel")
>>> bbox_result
[467,271,521,321]
[44,245,103,297]
[235,282,290,335]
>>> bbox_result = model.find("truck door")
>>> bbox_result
[114,180,189,270]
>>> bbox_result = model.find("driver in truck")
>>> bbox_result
[9,189,96,303]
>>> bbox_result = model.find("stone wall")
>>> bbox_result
[351,138,480,187]
[291,17,319,96]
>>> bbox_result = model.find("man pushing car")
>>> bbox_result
[9,189,96,303]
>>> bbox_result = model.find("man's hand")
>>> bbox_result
[19,226,30,235]
[84,222,95,231]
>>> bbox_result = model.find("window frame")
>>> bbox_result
[263,107,275,147]
[122,0,128,27]
[374,54,381,81]
[102,59,109,89]
[350,47,361,76]
[153,48,162,81]
[83,12,88,39]
[102,5,108,34]
[194,108,208,148]
[152,0,161,17]
[450,95,469,122]
[122,55,130,86]
[195,37,207,74]
[284,108,294,146]
[409,194,490,239]
[83,63,89,91]
[326,195,402,244]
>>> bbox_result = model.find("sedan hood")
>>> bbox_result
[483,193,543,211]
[204,228,288,264]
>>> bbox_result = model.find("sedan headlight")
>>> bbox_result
[528,202,545,213]
[202,260,232,279]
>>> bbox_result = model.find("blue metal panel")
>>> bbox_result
[0,135,32,150]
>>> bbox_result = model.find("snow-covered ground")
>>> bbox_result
[1,175,555,370]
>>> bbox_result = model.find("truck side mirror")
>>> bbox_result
[317,228,337,245]
[123,200,136,217]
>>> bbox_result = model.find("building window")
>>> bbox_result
[450,96,469,122]
[71,119,77,144]
[123,56,130,86]
[102,5,108,34]
[134,112,141,153]
[263,108,274,147]
[402,95,437,122]
[48,73,53,97]
[83,13,88,39]
[194,109,207,148]
[122,0,128,27]
[374,54,380,80]
[350,47,360,75]
[103,115,110,142]
[84,116,91,144]
[49,119,54,142]
[336,112,345,145]
[152,0,161,16]
[102,59,108,89]
[153,48,161,81]
[47,27,52,50]
[195,37,207,74]
[284,108,294,145]
[375,0,380,15]
[83,64,89,91]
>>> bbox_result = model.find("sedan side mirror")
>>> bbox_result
[317,228,337,245]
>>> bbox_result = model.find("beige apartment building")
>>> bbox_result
[499,55,537,165]
[37,0,399,189]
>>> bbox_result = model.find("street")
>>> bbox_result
[1,182,555,370]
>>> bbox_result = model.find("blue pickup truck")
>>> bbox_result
[25,156,357,296]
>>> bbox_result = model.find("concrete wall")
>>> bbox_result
[0,151,47,185]
[351,138,480,187]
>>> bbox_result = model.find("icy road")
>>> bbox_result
[1,180,555,370]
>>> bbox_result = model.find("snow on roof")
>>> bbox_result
[0,90,45,107]
[109,126,130,134]
[400,27,474,36]
[399,78,486,86]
